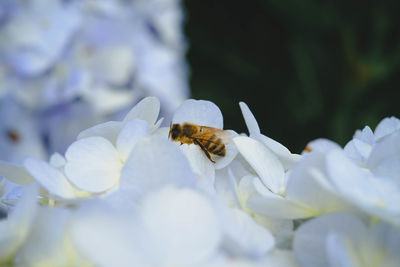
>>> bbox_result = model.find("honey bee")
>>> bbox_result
[169,123,228,163]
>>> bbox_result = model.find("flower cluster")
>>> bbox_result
[0,0,188,163]
[0,97,399,266]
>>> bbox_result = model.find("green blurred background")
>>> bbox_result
[184,0,400,153]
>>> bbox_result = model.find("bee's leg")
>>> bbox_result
[194,139,216,163]
[180,142,183,145]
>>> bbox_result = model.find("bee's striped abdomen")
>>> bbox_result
[204,135,226,156]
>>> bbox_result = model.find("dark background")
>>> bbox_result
[184,0,400,153]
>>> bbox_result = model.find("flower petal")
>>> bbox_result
[255,133,301,170]
[49,153,66,168]
[123,96,160,126]
[116,119,150,162]
[326,149,400,222]
[248,193,313,219]
[304,138,342,154]
[70,203,141,267]
[24,158,76,199]
[239,101,260,136]
[65,137,123,193]
[15,207,75,266]
[140,187,221,265]
[374,116,400,140]
[234,136,285,194]
[0,184,38,262]
[239,102,299,170]
[367,131,400,180]
[121,136,196,192]
[325,233,355,267]
[0,160,34,185]
[293,213,366,267]
[179,144,215,191]
[285,153,346,215]
[221,208,275,256]
[172,99,223,129]
[77,121,123,145]
[214,130,239,170]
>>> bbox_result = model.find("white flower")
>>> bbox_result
[0,0,189,164]
[326,148,400,226]
[294,212,400,267]
[317,116,400,225]
[233,102,302,196]
[71,185,275,267]
[22,97,162,198]
[70,186,220,267]
[233,103,347,221]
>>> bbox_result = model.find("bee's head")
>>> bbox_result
[169,124,181,140]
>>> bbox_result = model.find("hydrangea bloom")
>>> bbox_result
[0,0,189,164]
[0,97,399,266]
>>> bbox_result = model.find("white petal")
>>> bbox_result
[123,96,160,126]
[326,149,400,221]
[367,131,400,180]
[116,119,150,162]
[0,184,38,261]
[366,222,400,265]
[238,102,299,170]
[151,117,164,133]
[49,153,66,168]
[239,102,260,136]
[179,144,216,190]
[83,86,138,114]
[70,204,141,267]
[354,126,375,144]
[293,213,366,267]
[92,46,134,85]
[24,158,76,199]
[255,133,301,170]
[354,138,372,158]
[121,136,196,192]
[247,178,315,219]
[214,130,239,170]
[152,126,170,140]
[325,233,356,267]
[344,140,365,163]
[172,99,223,129]
[215,167,240,207]
[304,138,342,154]
[77,121,123,145]
[8,184,38,227]
[248,193,313,219]
[234,136,285,194]
[65,137,123,193]
[15,207,75,266]
[374,116,400,140]
[237,175,259,211]
[0,160,34,185]
[221,208,275,256]
[285,153,346,215]
[140,187,221,265]
[254,215,294,250]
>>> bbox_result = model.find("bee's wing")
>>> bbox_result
[190,127,232,145]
